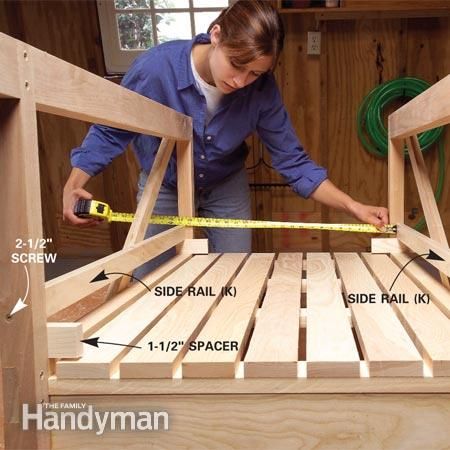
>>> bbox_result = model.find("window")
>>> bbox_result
[97,0,230,73]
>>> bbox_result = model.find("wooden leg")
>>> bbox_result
[388,126,405,225]
[406,135,449,287]
[0,43,49,449]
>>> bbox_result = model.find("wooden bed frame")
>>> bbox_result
[1,33,450,450]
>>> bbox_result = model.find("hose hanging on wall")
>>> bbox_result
[356,76,446,231]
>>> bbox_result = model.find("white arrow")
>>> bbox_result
[9,265,30,317]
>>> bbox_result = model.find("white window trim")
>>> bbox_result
[97,0,229,74]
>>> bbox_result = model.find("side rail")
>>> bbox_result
[388,74,450,285]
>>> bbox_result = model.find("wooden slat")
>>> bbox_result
[45,225,188,314]
[120,253,247,378]
[396,224,450,277]
[334,253,422,376]
[80,254,192,336]
[269,253,302,281]
[306,253,360,377]
[0,33,20,98]
[27,45,191,140]
[362,253,450,376]
[390,252,450,319]
[389,74,450,139]
[56,254,219,379]
[47,323,83,359]
[182,253,275,378]
[244,253,302,378]
[406,135,449,287]
[106,138,176,297]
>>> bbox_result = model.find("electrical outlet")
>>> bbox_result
[307,31,321,55]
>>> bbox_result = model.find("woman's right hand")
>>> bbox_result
[62,168,102,226]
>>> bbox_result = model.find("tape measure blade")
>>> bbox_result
[105,204,393,234]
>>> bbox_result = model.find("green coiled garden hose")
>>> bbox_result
[357,77,446,231]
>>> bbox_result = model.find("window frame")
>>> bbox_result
[97,0,229,74]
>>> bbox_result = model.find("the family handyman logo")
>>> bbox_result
[22,402,169,435]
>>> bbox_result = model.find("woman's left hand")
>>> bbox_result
[348,201,389,228]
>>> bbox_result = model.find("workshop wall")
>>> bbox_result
[0,1,448,258]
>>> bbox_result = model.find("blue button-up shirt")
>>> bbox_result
[71,34,327,198]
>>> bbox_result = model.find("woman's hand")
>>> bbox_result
[348,201,389,228]
[62,168,102,227]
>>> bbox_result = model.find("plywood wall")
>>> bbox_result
[1,1,449,258]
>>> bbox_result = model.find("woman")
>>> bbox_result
[63,0,388,276]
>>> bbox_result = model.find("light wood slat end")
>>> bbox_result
[368,360,423,377]
[244,361,297,378]
[307,361,360,378]
[182,362,236,379]
[120,362,174,379]
[433,361,450,377]
[56,361,112,380]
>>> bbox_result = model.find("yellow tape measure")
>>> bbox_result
[74,199,396,234]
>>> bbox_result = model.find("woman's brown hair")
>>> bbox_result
[207,0,285,70]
